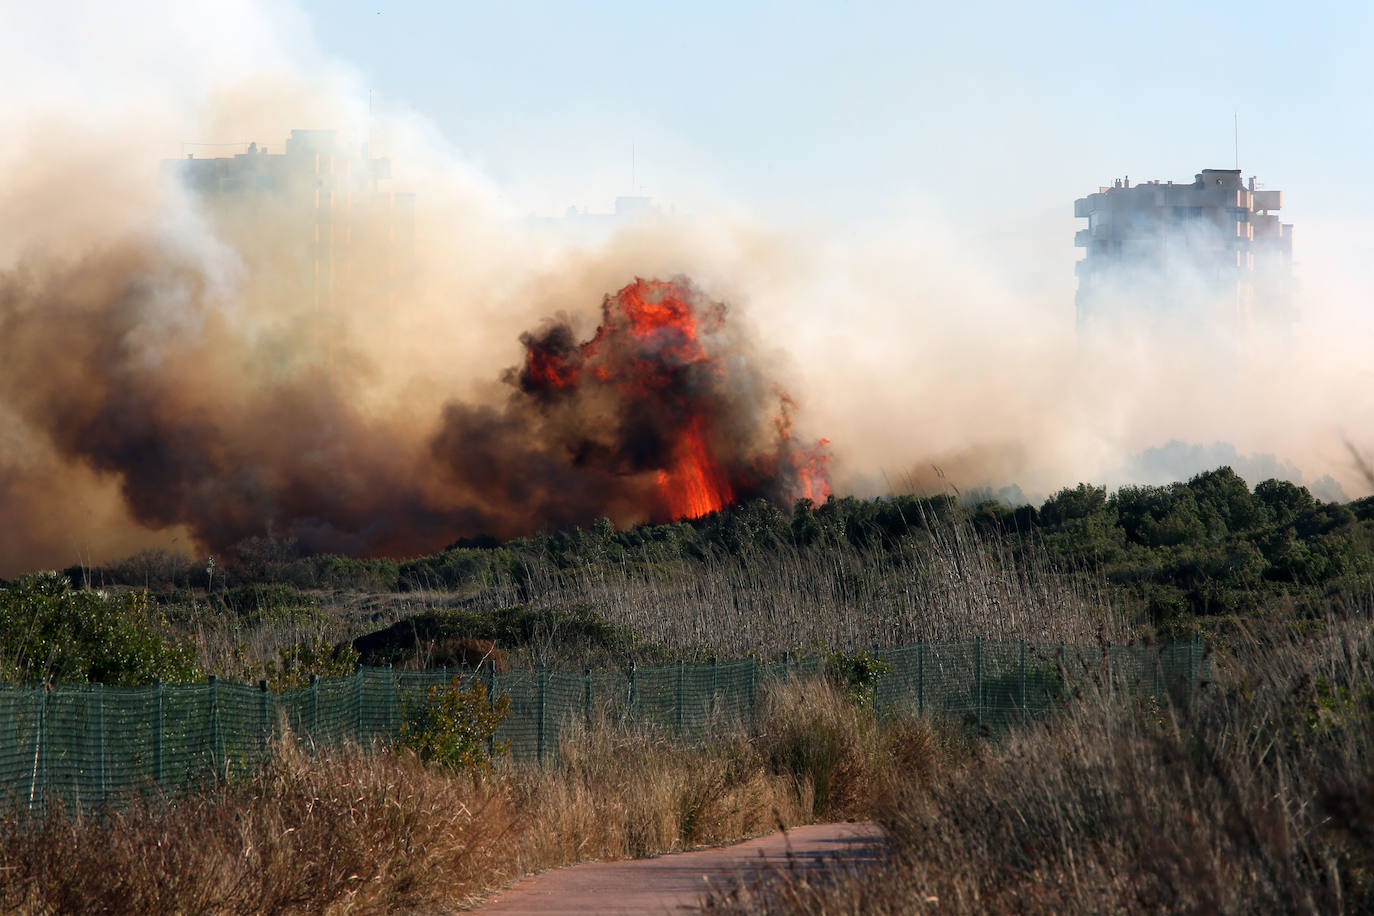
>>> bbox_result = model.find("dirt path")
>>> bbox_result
[471,821,883,914]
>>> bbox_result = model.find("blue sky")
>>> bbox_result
[300,0,1374,229]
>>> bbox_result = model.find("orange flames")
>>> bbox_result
[652,416,734,518]
[793,438,832,504]
[517,277,830,522]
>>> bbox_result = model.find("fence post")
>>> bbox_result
[536,664,548,766]
[748,657,757,715]
[258,679,270,759]
[153,678,164,792]
[675,660,685,737]
[94,683,106,809]
[309,674,319,744]
[354,668,364,742]
[208,675,220,780]
[871,644,882,710]
[385,664,395,739]
[29,684,46,812]
[584,667,593,732]
[1190,632,1201,708]
[782,650,791,682]
[485,662,497,759]
[974,638,983,729]
[1058,642,1066,713]
[43,684,51,803]
[1020,640,1028,724]
[917,641,925,716]
[1152,644,1162,703]
[710,657,719,719]
[629,663,638,725]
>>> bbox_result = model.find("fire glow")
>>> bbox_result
[0,247,834,569]
[515,278,830,520]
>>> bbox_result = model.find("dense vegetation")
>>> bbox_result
[0,571,198,685]
[1006,468,1374,626]
[72,465,1374,615]
[3,465,1370,686]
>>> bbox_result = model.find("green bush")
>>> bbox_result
[214,584,319,622]
[398,678,510,773]
[243,637,359,691]
[0,572,199,685]
[824,648,892,708]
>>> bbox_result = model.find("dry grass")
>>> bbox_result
[707,614,1374,915]
[171,507,1121,676]
[1,738,506,915]
[456,523,1118,665]
[0,677,946,915]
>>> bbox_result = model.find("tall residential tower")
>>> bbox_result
[1074,168,1293,332]
[163,130,415,363]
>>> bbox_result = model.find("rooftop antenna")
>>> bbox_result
[1234,111,1239,170]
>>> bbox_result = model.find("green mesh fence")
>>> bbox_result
[0,638,1208,814]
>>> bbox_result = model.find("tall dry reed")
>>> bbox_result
[708,614,1374,914]
[458,522,1119,665]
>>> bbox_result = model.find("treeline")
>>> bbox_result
[51,466,1374,624]
[994,468,1374,625]
[5,465,1371,687]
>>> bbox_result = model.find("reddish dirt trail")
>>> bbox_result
[471,822,883,914]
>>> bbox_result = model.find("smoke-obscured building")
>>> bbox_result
[528,195,664,238]
[163,130,414,360]
[1074,168,1293,332]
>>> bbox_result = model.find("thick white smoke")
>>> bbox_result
[0,1,1369,577]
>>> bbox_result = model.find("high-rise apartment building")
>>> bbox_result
[1074,168,1293,332]
[164,130,414,360]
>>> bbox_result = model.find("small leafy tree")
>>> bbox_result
[244,638,359,691]
[0,571,199,684]
[399,678,510,773]
[825,648,893,709]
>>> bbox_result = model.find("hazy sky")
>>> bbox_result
[298,1,1374,229]
[0,0,1370,574]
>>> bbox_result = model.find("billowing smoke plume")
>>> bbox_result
[0,244,825,560]
[2,1,1370,576]
[456,277,829,524]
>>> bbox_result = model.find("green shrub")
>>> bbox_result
[0,572,199,685]
[214,584,319,622]
[352,603,644,670]
[399,678,510,773]
[244,638,359,691]
[824,648,892,709]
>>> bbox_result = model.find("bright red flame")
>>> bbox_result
[604,281,732,517]
[793,438,832,504]
[517,277,830,522]
[655,417,736,519]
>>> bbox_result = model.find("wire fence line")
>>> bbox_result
[0,637,1207,814]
